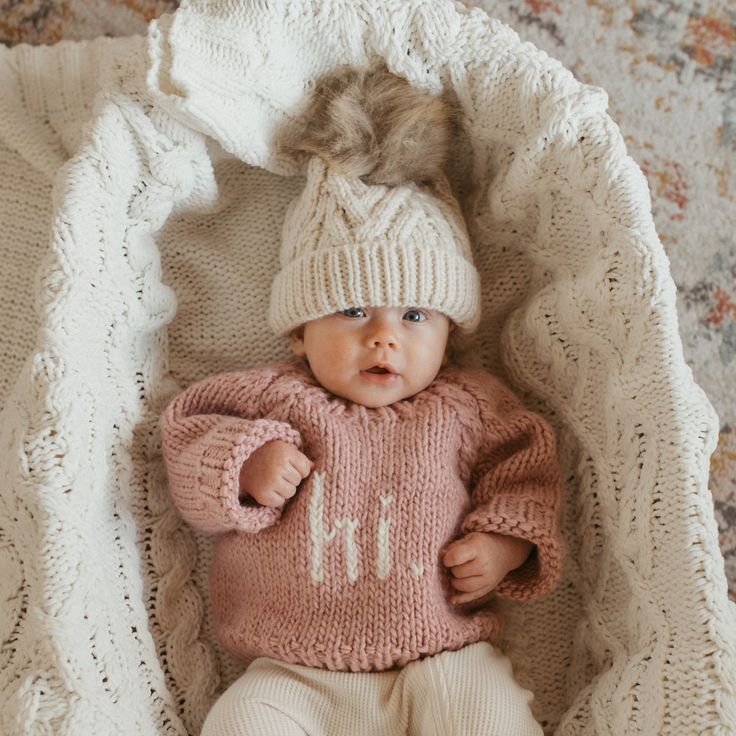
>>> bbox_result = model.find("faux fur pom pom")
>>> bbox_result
[281,64,459,187]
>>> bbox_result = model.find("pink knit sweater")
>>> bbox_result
[160,357,564,672]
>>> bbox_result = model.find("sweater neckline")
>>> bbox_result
[281,356,459,419]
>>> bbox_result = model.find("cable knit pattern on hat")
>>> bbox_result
[268,158,482,336]
[160,358,564,672]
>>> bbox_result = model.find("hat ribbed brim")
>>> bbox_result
[268,240,481,335]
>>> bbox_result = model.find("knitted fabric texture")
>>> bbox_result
[160,358,565,672]
[0,1,735,734]
[268,157,482,335]
[200,642,541,736]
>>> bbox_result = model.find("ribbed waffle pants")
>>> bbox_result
[201,642,543,735]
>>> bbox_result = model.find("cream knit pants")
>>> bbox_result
[201,642,543,735]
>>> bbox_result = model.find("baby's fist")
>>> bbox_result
[441,531,533,605]
[239,440,314,508]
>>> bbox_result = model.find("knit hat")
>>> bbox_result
[267,66,482,336]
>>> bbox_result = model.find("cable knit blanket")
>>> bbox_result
[0,1,734,734]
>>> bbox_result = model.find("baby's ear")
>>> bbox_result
[290,326,306,357]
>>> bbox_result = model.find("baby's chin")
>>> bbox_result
[329,376,436,408]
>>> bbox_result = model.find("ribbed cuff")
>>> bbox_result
[460,495,564,601]
[196,418,302,534]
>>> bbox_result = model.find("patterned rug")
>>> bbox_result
[2,0,734,601]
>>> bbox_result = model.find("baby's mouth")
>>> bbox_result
[362,363,398,376]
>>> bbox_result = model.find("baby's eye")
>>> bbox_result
[341,307,366,318]
[403,309,427,322]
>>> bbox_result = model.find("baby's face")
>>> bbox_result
[291,306,452,408]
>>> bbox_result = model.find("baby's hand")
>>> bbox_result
[441,531,534,605]
[238,440,314,508]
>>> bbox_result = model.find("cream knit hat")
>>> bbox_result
[267,64,482,336]
[268,156,481,336]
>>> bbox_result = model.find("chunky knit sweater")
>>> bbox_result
[160,357,564,672]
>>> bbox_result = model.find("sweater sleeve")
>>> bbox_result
[458,369,565,601]
[159,366,302,535]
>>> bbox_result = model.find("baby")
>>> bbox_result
[161,66,565,735]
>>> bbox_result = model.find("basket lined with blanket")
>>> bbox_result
[0,0,734,733]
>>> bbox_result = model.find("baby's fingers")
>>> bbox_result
[279,463,304,486]
[442,541,476,568]
[287,448,315,479]
[450,585,494,605]
[447,558,481,579]
[258,489,288,508]
[274,478,298,500]
[450,574,487,593]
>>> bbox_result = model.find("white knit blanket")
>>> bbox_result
[1,1,734,734]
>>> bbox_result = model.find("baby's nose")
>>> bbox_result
[370,335,397,348]
[367,324,398,348]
